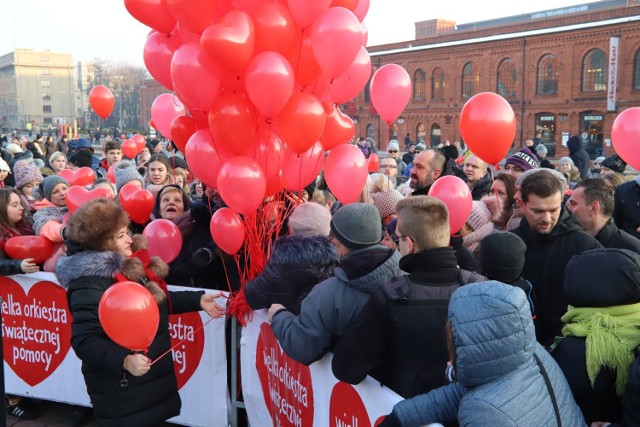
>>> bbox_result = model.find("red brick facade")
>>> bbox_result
[352,1,640,159]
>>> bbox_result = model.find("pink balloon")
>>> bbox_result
[612,107,640,171]
[210,208,245,255]
[370,63,411,124]
[185,129,222,189]
[360,21,368,46]
[144,31,181,91]
[428,176,473,235]
[217,157,266,215]
[171,42,222,112]
[142,219,182,263]
[353,0,370,22]
[324,144,368,204]
[245,52,295,118]
[151,94,185,139]
[282,141,325,192]
[165,0,219,34]
[329,46,371,103]
[201,10,255,76]
[287,0,331,28]
[311,7,363,78]
[124,0,177,33]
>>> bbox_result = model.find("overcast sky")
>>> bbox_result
[2,0,591,67]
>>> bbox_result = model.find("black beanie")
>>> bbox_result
[480,232,526,283]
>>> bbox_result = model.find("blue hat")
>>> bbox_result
[75,138,93,150]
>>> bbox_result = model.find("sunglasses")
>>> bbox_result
[388,150,398,153]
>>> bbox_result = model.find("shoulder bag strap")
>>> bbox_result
[533,353,562,427]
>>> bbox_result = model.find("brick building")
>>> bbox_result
[352,0,640,159]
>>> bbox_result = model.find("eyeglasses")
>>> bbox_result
[380,164,397,169]
[395,232,413,243]
[388,150,398,153]
[504,165,524,173]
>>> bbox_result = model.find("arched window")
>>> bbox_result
[431,68,445,100]
[414,69,426,101]
[582,49,607,92]
[430,123,441,147]
[634,48,640,89]
[366,124,375,140]
[461,62,478,99]
[537,54,558,94]
[497,58,517,97]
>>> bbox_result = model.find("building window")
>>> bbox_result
[41,55,49,62]
[537,54,558,94]
[414,69,426,101]
[431,123,441,147]
[461,62,478,99]
[43,105,52,113]
[535,113,557,158]
[41,68,50,75]
[582,48,607,92]
[497,58,517,98]
[431,67,445,100]
[43,118,53,124]
[42,93,51,101]
[634,48,640,89]
[41,81,50,87]
[364,80,371,103]
[580,111,605,159]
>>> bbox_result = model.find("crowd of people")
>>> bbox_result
[1,129,640,427]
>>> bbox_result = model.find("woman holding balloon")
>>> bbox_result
[55,198,224,426]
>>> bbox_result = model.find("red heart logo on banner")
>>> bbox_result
[168,312,205,390]
[119,184,155,224]
[0,278,72,387]
[66,186,113,214]
[59,167,96,187]
[330,382,371,427]
[256,323,314,427]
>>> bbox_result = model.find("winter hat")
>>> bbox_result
[6,143,23,155]
[594,156,606,164]
[462,201,494,253]
[68,150,93,168]
[168,156,188,171]
[114,160,145,192]
[505,147,539,171]
[75,138,93,151]
[535,144,547,156]
[559,157,574,168]
[415,142,427,152]
[13,150,33,163]
[0,159,11,173]
[48,151,66,165]
[371,189,404,220]
[480,232,526,283]
[387,140,400,152]
[41,175,69,201]
[386,217,399,245]
[66,198,129,251]
[13,159,43,189]
[330,203,381,250]
[601,155,627,174]
[287,202,332,237]
[441,145,459,160]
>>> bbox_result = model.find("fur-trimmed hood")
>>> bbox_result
[55,250,125,289]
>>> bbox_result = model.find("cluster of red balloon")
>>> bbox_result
[125,0,402,254]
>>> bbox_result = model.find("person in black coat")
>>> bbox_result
[55,198,223,427]
[244,202,338,314]
[567,135,591,180]
[552,248,640,424]
[613,178,640,241]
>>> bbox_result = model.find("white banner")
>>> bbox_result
[607,36,620,112]
[1,273,228,427]
[241,309,403,427]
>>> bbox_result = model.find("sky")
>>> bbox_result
[2,0,593,68]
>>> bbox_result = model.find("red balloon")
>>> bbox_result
[208,93,258,156]
[252,3,296,55]
[286,31,323,87]
[132,134,146,152]
[143,31,181,91]
[171,42,222,112]
[612,107,640,171]
[119,183,155,224]
[367,152,380,173]
[166,0,218,34]
[66,187,113,214]
[329,46,371,103]
[107,164,116,184]
[185,129,223,189]
[201,10,255,76]
[282,141,325,192]
[98,281,160,351]
[143,219,182,263]
[370,64,411,124]
[311,7,363,78]
[4,236,55,264]
[277,93,326,154]
[170,115,198,153]
[151,93,185,140]
[124,0,177,33]
[217,157,266,215]
[324,144,367,204]
[353,0,370,21]
[245,52,295,118]
[210,208,245,254]
[121,139,140,159]
[59,167,96,187]
[459,92,516,165]
[252,130,286,197]
[287,0,331,28]
[428,175,473,235]
[88,85,115,119]
[320,105,355,150]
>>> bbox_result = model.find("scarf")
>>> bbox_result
[561,303,640,395]
[114,249,172,312]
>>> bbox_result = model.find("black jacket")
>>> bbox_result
[0,259,24,276]
[595,218,640,253]
[568,138,591,180]
[244,235,338,314]
[470,172,492,201]
[613,180,640,240]
[56,250,204,427]
[512,207,602,345]
[331,248,484,398]
[411,157,461,197]
[612,356,640,427]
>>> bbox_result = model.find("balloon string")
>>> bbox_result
[150,317,215,366]
[490,165,503,219]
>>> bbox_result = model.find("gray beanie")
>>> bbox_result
[288,202,332,237]
[330,203,381,250]
[114,160,145,192]
[535,143,547,156]
[41,175,69,201]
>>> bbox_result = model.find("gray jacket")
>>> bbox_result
[391,282,586,427]
[271,245,402,365]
